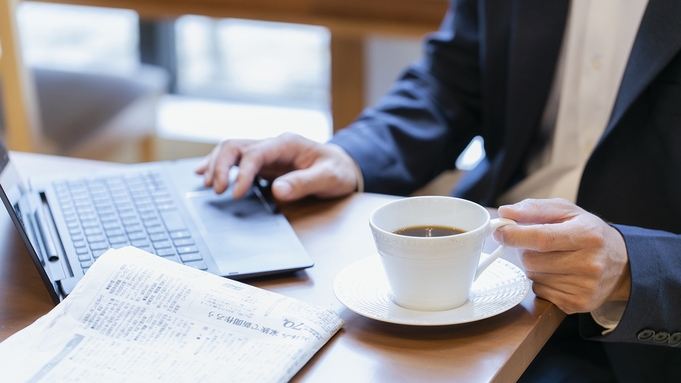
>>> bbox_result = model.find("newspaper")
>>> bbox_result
[0,247,344,383]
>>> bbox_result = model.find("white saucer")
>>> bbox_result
[333,255,530,326]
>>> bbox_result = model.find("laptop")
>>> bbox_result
[0,138,314,304]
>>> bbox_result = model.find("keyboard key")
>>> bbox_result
[149,233,168,241]
[143,217,161,227]
[76,206,95,214]
[156,203,176,211]
[133,196,152,204]
[132,239,150,247]
[121,217,139,226]
[177,245,199,254]
[180,252,203,262]
[139,211,157,220]
[106,228,125,237]
[156,248,176,257]
[78,212,97,221]
[128,232,147,240]
[173,238,195,247]
[134,202,153,210]
[146,225,165,234]
[152,240,173,249]
[169,230,191,239]
[124,224,144,233]
[99,213,118,222]
[108,235,128,244]
[153,196,173,205]
[118,210,137,219]
[102,221,122,230]
[66,220,79,229]
[96,206,115,215]
[84,227,102,236]
[93,249,108,258]
[90,241,109,250]
[81,219,99,228]
[87,234,106,243]
[137,206,155,214]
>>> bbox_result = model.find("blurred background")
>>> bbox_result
[1,0,483,194]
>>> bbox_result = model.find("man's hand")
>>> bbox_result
[494,198,631,315]
[196,133,358,201]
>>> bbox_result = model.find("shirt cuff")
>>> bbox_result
[590,301,627,335]
[327,143,364,193]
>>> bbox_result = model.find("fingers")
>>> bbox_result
[272,159,355,201]
[495,198,594,252]
[194,133,358,201]
[195,139,253,194]
[519,249,604,282]
[496,199,632,313]
[506,248,598,313]
[495,220,585,252]
[528,271,616,314]
[270,143,358,201]
[498,198,577,224]
[530,280,592,315]
[232,135,299,199]
[194,135,297,197]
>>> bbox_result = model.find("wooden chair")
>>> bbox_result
[0,0,168,163]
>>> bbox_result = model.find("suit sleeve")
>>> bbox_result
[329,0,483,196]
[579,224,681,348]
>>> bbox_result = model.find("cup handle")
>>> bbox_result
[474,218,517,280]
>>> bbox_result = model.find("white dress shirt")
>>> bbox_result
[499,0,649,205]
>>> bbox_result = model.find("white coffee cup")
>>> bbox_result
[369,196,516,311]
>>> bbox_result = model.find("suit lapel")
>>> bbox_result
[490,0,569,197]
[505,0,569,140]
[604,0,681,137]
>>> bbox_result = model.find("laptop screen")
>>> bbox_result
[0,145,27,223]
[0,140,61,304]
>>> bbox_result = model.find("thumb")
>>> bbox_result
[271,166,336,201]
[498,198,580,224]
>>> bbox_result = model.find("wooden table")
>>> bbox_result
[0,152,566,383]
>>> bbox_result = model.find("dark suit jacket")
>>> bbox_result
[331,0,681,381]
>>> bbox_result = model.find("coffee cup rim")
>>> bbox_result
[369,196,490,240]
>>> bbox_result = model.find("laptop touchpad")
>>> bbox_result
[184,190,292,273]
[187,189,281,232]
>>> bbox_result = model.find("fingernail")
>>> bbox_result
[492,230,503,244]
[273,180,292,198]
[498,203,521,216]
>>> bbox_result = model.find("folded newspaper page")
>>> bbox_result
[0,246,344,383]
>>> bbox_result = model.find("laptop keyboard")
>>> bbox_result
[52,171,208,273]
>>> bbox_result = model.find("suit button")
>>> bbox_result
[653,331,670,343]
[637,329,655,341]
[669,332,681,347]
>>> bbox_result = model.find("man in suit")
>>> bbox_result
[198,0,681,381]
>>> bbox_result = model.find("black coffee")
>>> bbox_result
[393,225,466,237]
